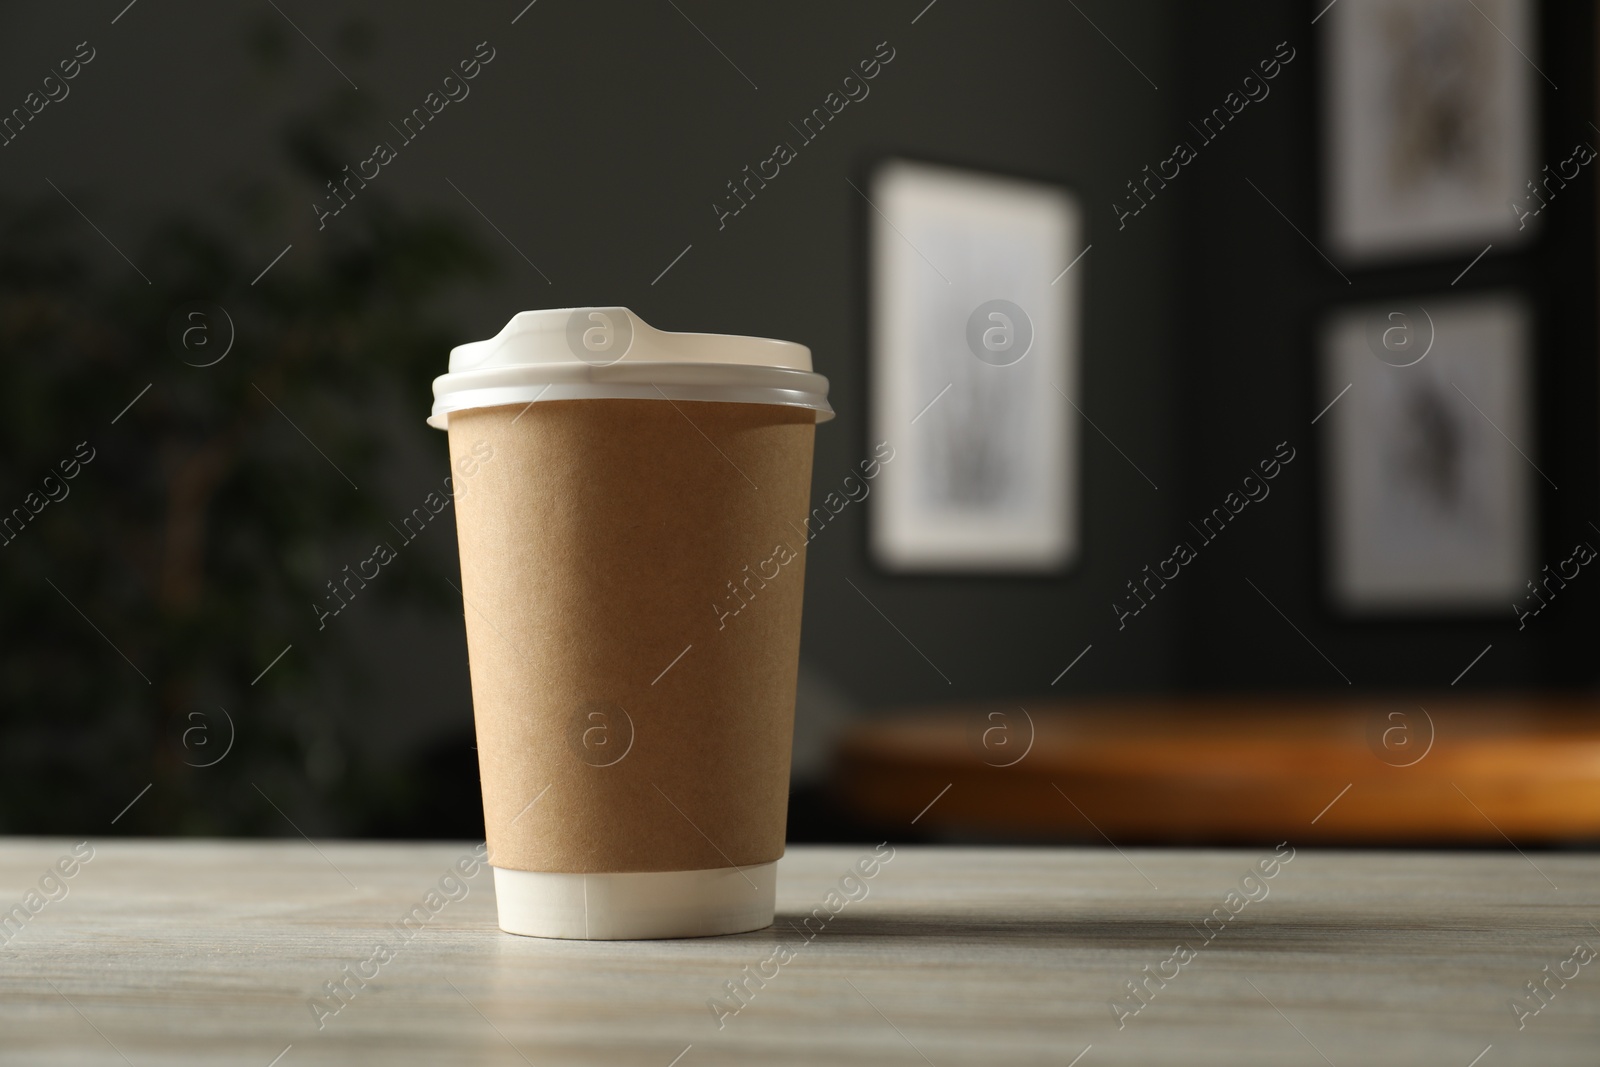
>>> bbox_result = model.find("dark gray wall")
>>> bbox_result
[6,1,1590,839]
[0,0,1182,740]
[1172,0,1598,693]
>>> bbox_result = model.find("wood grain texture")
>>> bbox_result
[835,697,1600,843]
[1,839,1596,1064]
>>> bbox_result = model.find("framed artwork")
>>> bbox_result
[867,159,1082,573]
[1321,0,1538,261]
[1319,292,1534,611]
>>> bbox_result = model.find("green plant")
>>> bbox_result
[0,22,494,836]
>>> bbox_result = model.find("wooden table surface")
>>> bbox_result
[2,839,1596,1065]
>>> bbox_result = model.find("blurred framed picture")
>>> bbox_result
[1321,0,1538,261]
[866,159,1082,573]
[1319,293,1534,611]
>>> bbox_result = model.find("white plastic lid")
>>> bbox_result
[428,307,833,429]
[492,862,777,940]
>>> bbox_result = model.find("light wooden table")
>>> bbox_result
[2,839,1596,1064]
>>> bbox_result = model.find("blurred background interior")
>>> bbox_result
[3,0,1597,849]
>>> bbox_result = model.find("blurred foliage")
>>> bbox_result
[0,19,493,836]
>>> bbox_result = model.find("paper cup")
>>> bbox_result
[431,308,831,939]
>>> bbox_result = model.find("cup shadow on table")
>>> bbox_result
[761,910,1473,954]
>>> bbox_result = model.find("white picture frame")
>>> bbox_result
[867,159,1082,573]
[1322,0,1538,261]
[1320,292,1534,611]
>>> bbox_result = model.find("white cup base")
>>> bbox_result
[492,863,777,940]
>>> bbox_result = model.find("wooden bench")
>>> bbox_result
[834,697,1600,844]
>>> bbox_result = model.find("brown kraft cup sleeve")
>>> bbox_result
[447,398,816,873]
